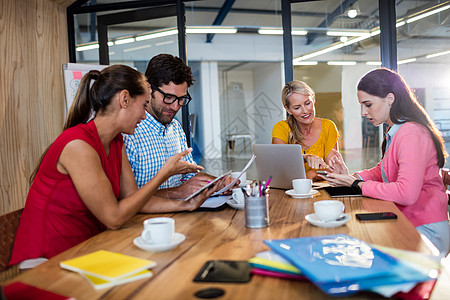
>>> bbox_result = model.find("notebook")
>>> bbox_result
[252,144,306,189]
[81,269,153,290]
[60,250,156,282]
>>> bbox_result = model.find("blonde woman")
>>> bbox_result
[272,80,339,179]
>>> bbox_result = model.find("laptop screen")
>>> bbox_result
[252,144,306,189]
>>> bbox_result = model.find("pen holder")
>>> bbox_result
[244,194,269,228]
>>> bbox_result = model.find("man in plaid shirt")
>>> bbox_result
[123,54,233,200]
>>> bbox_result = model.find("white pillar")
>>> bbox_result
[199,61,222,158]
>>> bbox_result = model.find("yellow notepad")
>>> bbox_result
[248,257,301,275]
[60,250,157,281]
[81,269,153,290]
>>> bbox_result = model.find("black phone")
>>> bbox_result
[316,170,328,175]
[356,212,398,221]
[193,260,251,283]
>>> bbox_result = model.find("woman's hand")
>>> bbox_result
[323,173,357,187]
[161,148,204,177]
[304,154,329,170]
[183,176,228,211]
[327,149,349,175]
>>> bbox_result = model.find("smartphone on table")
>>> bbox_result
[356,212,398,221]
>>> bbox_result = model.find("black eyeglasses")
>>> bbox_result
[151,84,192,106]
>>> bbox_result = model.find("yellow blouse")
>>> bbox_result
[271,118,339,172]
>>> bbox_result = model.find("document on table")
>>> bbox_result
[212,155,256,196]
[200,195,232,208]
[312,181,331,189]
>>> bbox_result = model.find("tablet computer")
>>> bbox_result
[184,170,232,201]
[323,186,362,197]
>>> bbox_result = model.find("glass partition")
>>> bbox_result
[396,0,450,169]
[291,0,381,173]
[185,1,286,176]
[70,0,449,173]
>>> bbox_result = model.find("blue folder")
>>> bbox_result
[264,234,432,296]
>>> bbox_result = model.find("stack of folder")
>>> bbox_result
[249,234,441,299]
[59,250,156,289]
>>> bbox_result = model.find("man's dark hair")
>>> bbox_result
[145,54,194,88]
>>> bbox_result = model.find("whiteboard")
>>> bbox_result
[62,63,107,116]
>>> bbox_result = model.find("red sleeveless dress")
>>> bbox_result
[9,121,122,265]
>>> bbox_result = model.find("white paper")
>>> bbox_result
[200,195,232,208]
[212,155,256,196]
[312,181,331,189]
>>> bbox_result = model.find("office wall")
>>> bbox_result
[0,0,72,215]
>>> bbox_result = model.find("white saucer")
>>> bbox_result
[133,232,186,252]
[285,189,319,198]
[305,213,350,228]
[226,200,244,210]
[239,180,252,187]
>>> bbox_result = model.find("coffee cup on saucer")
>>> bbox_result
[292,179,312,194]
[232,188,245,204]
[141,217,174,245]
[314,200,345,222]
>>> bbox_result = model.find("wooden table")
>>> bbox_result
[6,189,448,299]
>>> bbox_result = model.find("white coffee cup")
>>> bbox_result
[232,188,245,204]
[314,200,345,222]
[292,179,312,194]
[141,217,174,245]
[231,171,247,186]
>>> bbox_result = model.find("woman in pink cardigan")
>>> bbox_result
[325,68,449,255]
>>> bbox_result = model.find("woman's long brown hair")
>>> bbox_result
[357,68,447,167]
[29,65,147,184]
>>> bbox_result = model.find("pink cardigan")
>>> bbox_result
[357,122,448,227]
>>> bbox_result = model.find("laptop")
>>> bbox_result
[252,144,306,189]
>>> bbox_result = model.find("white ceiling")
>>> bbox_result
[75,0,450,66]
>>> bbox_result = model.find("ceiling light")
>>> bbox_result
[326,30,370,37]
[293,61,318,65]
[136,28,178,41]
[340,36,348,42]
[366,61,382,66]
[370,29,381,36]
[426,50,450,58]
[327,61,357,66]
[114,38,135,45]
[186,26,237,34]
[343,35,371,46]
[107,41,114,46]
[258,28,284,35]
[292,29,308,35]
[406,4,450,23]
[76,43,99,51]
[396,21,406,28]
[295,43,345,61]
[347,9,358,19]
[257,27,307,35]
[398,58,416,65]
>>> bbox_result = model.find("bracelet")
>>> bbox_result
[351,179,364,193]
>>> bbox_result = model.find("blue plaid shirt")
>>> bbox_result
[123,111,195,189]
